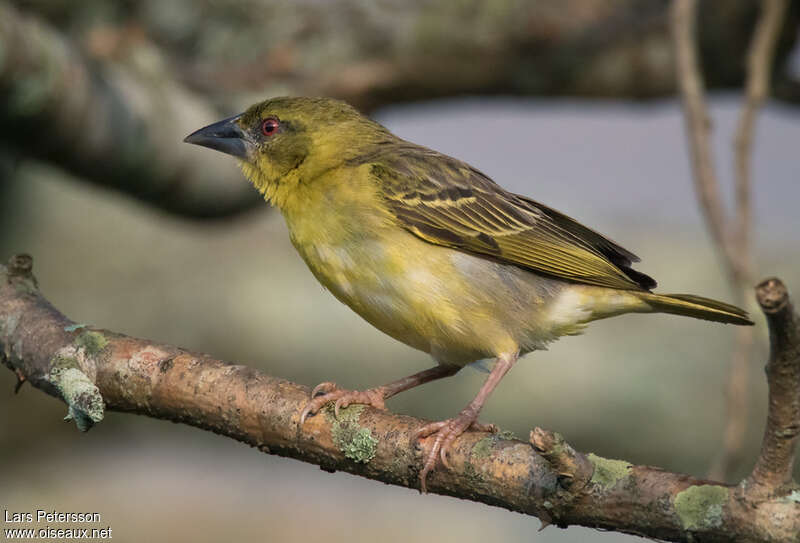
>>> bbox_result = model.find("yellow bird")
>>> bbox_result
[185,97,752,491]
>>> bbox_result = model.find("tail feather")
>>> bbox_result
[639,292,754,325]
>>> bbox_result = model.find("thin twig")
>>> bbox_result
[712,0,787,481]
[671,0,787,482]
[734,0,787,282]
[670,0,738,278]
[713,327,753,479]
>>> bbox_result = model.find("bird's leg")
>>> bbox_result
[414,351,518,493]
[300,364,460,424]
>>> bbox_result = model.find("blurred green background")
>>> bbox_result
[2,2,800,542]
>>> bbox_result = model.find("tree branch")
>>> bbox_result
[747,278,800,498]
[670,0,739,276]
[3,1,798,221]
[734,0,787,281]
[2,255,799,541]
[0,1,260,218]
[154,0,798,111]
[670,0,788,481]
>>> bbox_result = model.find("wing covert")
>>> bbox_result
[370,144,654,291]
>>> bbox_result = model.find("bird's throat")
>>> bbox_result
[239,161,301,209]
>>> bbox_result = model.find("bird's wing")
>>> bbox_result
[371,145,655,291]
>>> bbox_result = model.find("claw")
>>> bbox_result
[311,381,337,398]
[440,443,452,470]
[299,382,387,426]
[473,422,498,433]
[413,420,446,441]
[300,382,340,425]
[414,411,494,493]
[299,404,314,425]
[419,455,436,494]
[334,397,346,418]
[299,397,327,425]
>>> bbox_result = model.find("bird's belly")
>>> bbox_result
[298,237,451,357]
[294,230,584,365]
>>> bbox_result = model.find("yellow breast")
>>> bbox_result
[270,165,630,365]
[274,167,504,361]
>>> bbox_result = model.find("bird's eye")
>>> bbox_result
[261,117,280,137]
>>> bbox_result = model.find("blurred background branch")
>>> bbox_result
[1,0,798,218]
[671,0,789,481]
[0,1,259,217]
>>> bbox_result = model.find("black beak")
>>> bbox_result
[184,114,251,159]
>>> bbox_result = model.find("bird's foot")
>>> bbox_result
[414,411,497,493]
[299,382,387,424]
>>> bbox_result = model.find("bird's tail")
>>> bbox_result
[637,292,753,325]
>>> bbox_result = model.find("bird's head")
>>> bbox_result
[184,97,393,206]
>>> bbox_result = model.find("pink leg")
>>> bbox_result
[415,351,519,493]
[299,364,460,424]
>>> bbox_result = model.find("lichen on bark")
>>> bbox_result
[326,404,378,464]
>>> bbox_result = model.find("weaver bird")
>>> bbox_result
[185,97,752,492]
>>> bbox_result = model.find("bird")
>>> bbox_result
[184,97,753,492]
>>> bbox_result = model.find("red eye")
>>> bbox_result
[261,117,280,137]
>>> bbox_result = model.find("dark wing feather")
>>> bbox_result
[370,144,655,291]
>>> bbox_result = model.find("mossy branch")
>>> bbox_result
[2,254,799,542]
